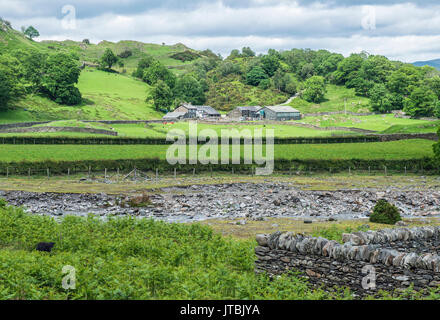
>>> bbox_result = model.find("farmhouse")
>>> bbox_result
[173,103,221,119]
[261,106,301,121]
[174,103,198,119]
[228,106,262,120]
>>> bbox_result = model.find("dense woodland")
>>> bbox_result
[1,19,440,118]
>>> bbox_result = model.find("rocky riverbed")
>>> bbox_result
[1,183,440,223]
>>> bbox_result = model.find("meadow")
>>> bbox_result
[0,140,433,163]
[288,85,371,114]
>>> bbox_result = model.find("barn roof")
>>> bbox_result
[162,112,186,120]
[264,106,300,113]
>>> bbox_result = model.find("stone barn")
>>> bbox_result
[228,106,262,120]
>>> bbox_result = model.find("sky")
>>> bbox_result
[1,0,440,62]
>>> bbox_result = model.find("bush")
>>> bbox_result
[0,198,7,208]
[369,199,401,225]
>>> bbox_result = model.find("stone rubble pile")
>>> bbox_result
[1,183,440,222]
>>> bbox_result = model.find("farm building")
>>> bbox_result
[162,111,186,121]
[173,103,221,119]
[227,106,262,120]
[174,103,198,119]
[261,106,301,121]
[196,106,221,118]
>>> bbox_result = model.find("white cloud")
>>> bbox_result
[5,1,440,62]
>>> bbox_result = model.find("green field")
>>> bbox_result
[301,114,436,132]
[289,85,371,114]
[0,140,433,163]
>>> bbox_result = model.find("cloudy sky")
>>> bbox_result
[2,0,440,62]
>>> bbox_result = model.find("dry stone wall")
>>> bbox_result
[255,227,440,297]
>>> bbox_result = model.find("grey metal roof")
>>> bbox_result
[236,106,261,112]
[162,112,186,119]
[195,105,220,115]
[264,106,301,113]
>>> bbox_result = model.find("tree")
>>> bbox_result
[133,55,155,78]
[24,26,39,40]
[174,75,205,105]
[0,54,25,109]
[142,61,176,89]
[369,84,394,113]
[300,63,315,80]
[17,49,46,92]
[403,87,438,118]
[152,80,173,111]
[242,47,255,57]
[302,76,326,103]
[260,55,280,77]
[42,53,82,105]
[332,53,364,85]
[246,66,268,86]
[100,48,118,70]
[386,65,422,96]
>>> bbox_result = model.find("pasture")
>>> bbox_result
[0,140,433,163]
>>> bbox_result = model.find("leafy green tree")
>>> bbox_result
[218,61,241,77]
[260,55,280,77]
[0,54,25,108]
[360,55,394,83]
[302,76,326,103]
[369,84,394,113]
[332,53,364,85]
[100,48,118,70]
[227,49,241,60]
[300,63,315,80]
[246,66,268,86]
[142,61,176,89]
[24,26,39,40]
[152,80,173,111]
[241,47,255,57]
[386,65,422,96]
[403,87,438,118]
[258,78,271,90]
[174,75,205,105]
[16,49,46,92]
[133,55,156,78]
[42,53,82,105]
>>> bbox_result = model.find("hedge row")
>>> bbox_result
[0,157,438,175]
[0,135,381,145]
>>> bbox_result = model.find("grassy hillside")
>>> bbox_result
[39,40,202,75]
[0,68,162,123]
[289,85,371,114]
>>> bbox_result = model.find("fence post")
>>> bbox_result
[210,167,213,177]
[6,167,9,178]
[47,168,50,179]
[193,168,195,177]
[368,166,371,175]
[232,167,234,175]
[117,168,120,175]
[156,168,158,181]
[105,168,107,179]
[384,166,387,176]
[68,168,70,176]
[404,166,407,175]
[28,168,31,178]
[88,166,91,177]
[349,167,351,175]
[174,168,176,179]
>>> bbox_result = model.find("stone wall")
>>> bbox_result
[255,227,440,297]
[0,126,118,136]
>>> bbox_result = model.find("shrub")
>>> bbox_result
[0,198,7,208]
[118,49,132,59]
[369,199,402,225]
